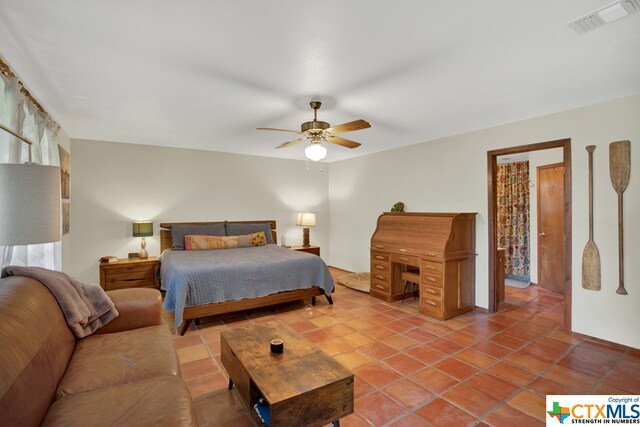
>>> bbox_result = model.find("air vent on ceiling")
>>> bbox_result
[568,0,640,34]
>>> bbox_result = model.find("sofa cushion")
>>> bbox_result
[0,276,75,427]
[96,288,163,335]
[55,325,179,398]
[43,376,195,427]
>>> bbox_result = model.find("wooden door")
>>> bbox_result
[537,163,565,294]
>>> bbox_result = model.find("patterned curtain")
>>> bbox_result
[496,161,530,281]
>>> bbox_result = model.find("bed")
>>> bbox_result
[159,221,334,335]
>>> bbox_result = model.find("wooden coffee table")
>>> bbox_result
[221,321,354,427]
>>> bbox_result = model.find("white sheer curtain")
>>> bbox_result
[0,75,22,164]
[0,74,61,270]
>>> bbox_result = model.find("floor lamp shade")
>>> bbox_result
[0,164,61,245]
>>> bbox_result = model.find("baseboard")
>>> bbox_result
[327,265,353,275]
[571,331,640,353]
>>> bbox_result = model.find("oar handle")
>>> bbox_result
[616,193,627,295]
[586,145,595,241]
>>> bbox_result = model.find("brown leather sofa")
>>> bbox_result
[0,275,197,426]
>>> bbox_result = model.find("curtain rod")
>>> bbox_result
[0,56,59,129]
[0,123,34,163]
[0,123,33,146]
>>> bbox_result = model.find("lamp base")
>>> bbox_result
[302,228,310,247]
[139,237,149,259]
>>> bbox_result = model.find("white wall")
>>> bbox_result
[68,139,329,283]
[66,96,639,348]
[528,147,564,284]
[328,95,640,348]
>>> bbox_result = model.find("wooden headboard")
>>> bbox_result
[160,220,277,252]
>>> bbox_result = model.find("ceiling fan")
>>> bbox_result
[257,101,371,161]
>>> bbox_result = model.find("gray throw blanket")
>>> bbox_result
[1,266,119,338]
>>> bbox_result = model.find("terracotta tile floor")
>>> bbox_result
[164,269,640,426]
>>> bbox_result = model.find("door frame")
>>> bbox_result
[487,138,572,331]
[537,162,565,294]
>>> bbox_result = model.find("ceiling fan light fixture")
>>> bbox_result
[259,100,370,154]
[305,143,327,161]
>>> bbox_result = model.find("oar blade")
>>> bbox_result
[609,140,630,194]
[581,240,601,291]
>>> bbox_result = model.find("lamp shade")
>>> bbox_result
[132,221,153,237]
[0,164,61,245]
[304,144,327,161]
[295,212,316,227]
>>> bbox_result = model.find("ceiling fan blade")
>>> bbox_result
[257,127,302,134]
[326,136,361,149]
[275,137,307,149]
[326,119,371,134]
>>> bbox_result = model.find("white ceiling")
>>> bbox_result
[1,1,639,162]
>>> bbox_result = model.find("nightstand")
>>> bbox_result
[99,257,159,291]
[290,245,320,256]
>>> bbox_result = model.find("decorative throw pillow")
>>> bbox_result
[170,223,225,250]
[249,231,267,246]
[225,222,275,245]
[185,232,267,250]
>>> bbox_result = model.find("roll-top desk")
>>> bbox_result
[370,212,477,320]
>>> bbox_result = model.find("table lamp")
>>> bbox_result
[132,221,153,259]
[0,164,61,246]
[295,212,316,247]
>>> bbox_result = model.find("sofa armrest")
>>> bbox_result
[94,288,163,334]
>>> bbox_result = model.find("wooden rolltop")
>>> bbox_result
[370,213,477,259]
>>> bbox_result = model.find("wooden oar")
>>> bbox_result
[609,140,631,295]
[582,145,601,290]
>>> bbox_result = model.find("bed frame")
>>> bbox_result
[160,221,332,335]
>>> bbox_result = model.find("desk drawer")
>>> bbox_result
[371,270,391,294]
[371,262,390,273]
[390,253,420,267]
[421,260,443,275]
[421,273,443,288]
[371,251,389,263]
[421,296,443,311]
[371,272,390,284]
[423,251,442,259]
[421,285,442,299]
[371,280,390,294]
[372,242,443,258]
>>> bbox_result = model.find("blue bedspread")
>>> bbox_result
[161,245,334,328]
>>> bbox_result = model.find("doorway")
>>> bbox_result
[487,138,572,331]
[495,156,532,286]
